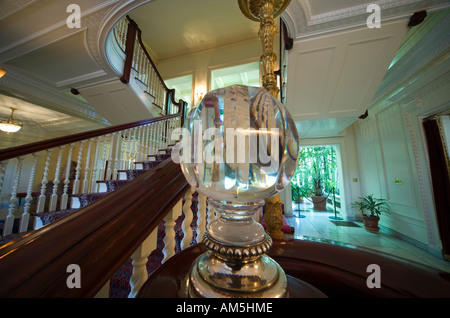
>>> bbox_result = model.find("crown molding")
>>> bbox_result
[282,0,450,40]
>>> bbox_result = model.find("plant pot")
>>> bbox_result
[295,198,303,204]
[311,195,327,211]
[363,215,380,232]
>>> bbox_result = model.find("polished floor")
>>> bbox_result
[286,202,450,273]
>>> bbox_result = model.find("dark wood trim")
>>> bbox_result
[120,17,138,84]
[0,113,181,162]
[138,239,450,298]
[133,26,169,91]
[0,159,189,297]
[281,17,293,51]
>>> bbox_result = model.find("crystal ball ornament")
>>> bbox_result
[179,84,299,201]
[177,85,299,298]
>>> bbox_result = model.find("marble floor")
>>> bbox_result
[286,202,450,273]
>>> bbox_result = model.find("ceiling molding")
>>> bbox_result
[282,0,450,40]
[0,66,108,125]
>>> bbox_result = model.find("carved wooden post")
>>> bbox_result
[0,160,9,199]
[61,143,74,210]
[162,199,183,263]
[20,153,39,233]
[106,133,115,180]
[49,146,64,212]
[112,132,121,180]
[128,227,158,298]
[72,140,84,195]
[3,157,24,236]
[37,149,52,213]
[98,135,108,181]
[91,137,101,192]
[82,139,93,193]
[180,187,194,251]
[196,192,207,242]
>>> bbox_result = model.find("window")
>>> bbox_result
[165,74,193,112]
[210,61,260,90]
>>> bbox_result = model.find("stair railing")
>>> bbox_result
[0,103,221,298]
[0,154,216,297]
[116,16,179,115]
[0,101,185,238]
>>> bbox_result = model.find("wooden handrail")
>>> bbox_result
[120,17,138,85]
[0,112,182,162]
[0,158,189,297]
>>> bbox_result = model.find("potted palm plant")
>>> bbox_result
[311,162,327,210]
[351,194,390,232]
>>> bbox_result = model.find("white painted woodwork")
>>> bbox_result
[61,143,74,210]
[3,157,23,236]
[49,146,64,212]
[285,19,409,138]
[37,150,53,214]
[162,200,183,263]
[20,153,38,233]
[196,193,207,242]
[82,139,93,194]
[72,140,85,195]
[180,188,194,251]
[91,137,101,193]
[128,227,158,298]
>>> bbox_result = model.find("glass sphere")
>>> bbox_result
[178,85,299,203]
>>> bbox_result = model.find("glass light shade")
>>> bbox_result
[179,84,299,203]
[0,121,22,133]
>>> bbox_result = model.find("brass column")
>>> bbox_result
[238,0,291,240]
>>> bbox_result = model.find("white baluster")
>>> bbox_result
[128,227,158,298]
[196,192,207,242]
[0,160,8,195]
[72,140,84,195]
[3,157,24,236]
[138,126,146,161]
[157,122,163,152]
[106,133,115,180]
[206,197,216,229]
[82,139,93,193]
[125,129,132,169]
[162,199,183,263]
[61,143,74,210]
[180,188,194,251]
[131,127,138,164]
[119,131,127,171]
[20,153,39,233]
[144,124,150,159]
[49,146,64,212]
[112,132,121,180]
[149,123,155,155]
[91,137,101,192]
[37,149,53,213]
[98,135,108,181]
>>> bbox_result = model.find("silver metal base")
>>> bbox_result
[183,231,288,298]
[185,250,288,298]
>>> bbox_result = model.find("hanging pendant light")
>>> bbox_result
[0,107,23,133]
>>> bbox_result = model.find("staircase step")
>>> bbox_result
[118,169,148,180]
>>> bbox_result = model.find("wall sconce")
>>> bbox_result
[0,107,23,133]
[195,88,206,102]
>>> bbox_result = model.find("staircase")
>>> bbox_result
[25,144,202,298]
[0,13,207,297]
[0,111,221,298]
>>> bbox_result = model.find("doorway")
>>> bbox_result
[290,145,344,220]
